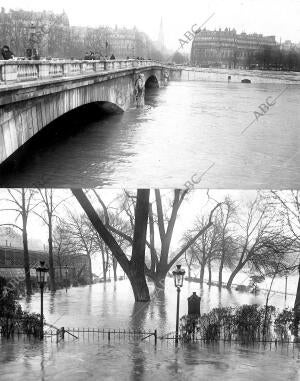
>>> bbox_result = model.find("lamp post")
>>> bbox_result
[35,261,49,339]
[28,22,37,58]
[64,265,69,293]
[172,264,185,345]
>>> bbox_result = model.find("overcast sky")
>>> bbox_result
[1,0,300,50]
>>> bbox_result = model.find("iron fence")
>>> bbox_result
[43,327,158,344]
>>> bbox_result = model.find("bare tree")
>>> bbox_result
[93,189,222,289]
[72,189,150,302]
[64,212,97,284]
[0,189,37,294]
[225,195,291,289]
[33,189,69,291]
[183,216,223,285]
[53,221,77,281]
[216,197,237,287]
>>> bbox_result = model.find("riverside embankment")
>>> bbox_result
[179,67,300,84]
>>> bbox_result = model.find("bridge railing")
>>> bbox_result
[0,59,162,85]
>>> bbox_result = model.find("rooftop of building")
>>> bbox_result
[196,27,276,40]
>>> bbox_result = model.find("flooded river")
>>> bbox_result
[0,80,300,188]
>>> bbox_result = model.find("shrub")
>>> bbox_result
[180,304,281,343]
[0,276,42,338]
[274,308,295,340]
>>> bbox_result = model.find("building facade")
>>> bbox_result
[191,28,277,69]
[0,7,159,59]
[0,7,69,57]
[70,25,153,59]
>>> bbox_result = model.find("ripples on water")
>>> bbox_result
[1,336,299,380]
[1,81,300,187]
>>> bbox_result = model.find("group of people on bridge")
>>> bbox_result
[1,44,151,62]
[83,51,148,61]
[1,44,40,60]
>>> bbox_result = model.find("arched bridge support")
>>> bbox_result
[0,60,176,165]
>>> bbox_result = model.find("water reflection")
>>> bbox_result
[49,291,56,314]
[130,342,146,381]
[130,301,149,331]
[0,336,299,380]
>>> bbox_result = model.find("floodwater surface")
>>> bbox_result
[0,80,300,188]
[0,278,299,381]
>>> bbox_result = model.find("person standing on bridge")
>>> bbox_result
[1,45,14,60]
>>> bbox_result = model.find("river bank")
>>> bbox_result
[179,66,300,84]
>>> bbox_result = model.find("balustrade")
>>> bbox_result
[0,59,163,85]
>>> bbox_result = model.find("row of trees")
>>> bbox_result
[190,46,300,71]
[184,195,298,289]
[248,47,300,71]
[225,47,300,71]
[0,189,300,310]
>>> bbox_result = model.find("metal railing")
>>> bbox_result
[0,59,165,85]
[44,327,158,344]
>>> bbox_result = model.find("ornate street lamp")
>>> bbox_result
[172,264,185,345]
[64,265,69,293]
[35,261,49,339]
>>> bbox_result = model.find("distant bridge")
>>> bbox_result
[0,59,181,165]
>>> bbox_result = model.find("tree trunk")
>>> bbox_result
[187,266,191,279]
[48,217,56,291]
[294,264,300,337]
[218,258,224,288]
[99,240,107,282]
[22,214,31,295]
[130,189,150,301]
[226,262,244,289]
[153,273,166,290]
[208,260,212,285]
[113,257,117,281]
[263,270,277,338]
[58,256,63,281]
[72,188,150,301]
[102,254,107,282]
[199,261,206,284]
[87,253,92,284]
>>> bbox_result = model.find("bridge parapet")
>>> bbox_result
[0,59,160,85]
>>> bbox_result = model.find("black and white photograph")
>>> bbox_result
[0,0,300,380]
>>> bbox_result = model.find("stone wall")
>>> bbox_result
[179,67,300,84]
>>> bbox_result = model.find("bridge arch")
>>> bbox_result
[0,63,173,166]
[145,75,160,89]
[0,78,132,164]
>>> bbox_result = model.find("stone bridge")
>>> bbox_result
[0,59,180,165]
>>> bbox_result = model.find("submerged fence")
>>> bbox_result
[45,327,158,344]
[0,322,158,345]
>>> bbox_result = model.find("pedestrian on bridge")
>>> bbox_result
[1,45,14,60]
